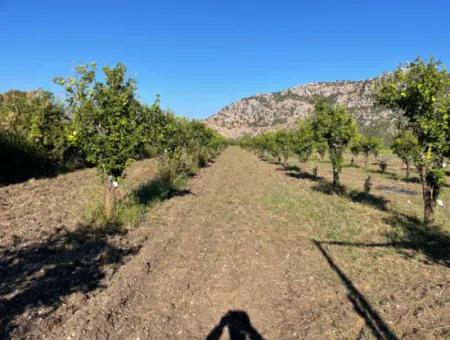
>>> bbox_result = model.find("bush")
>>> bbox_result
[0,89,86,184]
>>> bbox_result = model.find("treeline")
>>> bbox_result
[1,62,226,220]
[240,57,450,225]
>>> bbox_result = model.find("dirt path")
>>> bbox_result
[36,147,365,340]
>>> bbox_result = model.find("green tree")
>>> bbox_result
[292,118,314,171]
[374,57,450,224]
[349,133,363,167]
[153,112,224,184]
[274,130,293,168]
[315,141,328,160]
[137,96,170,158]
[0,89,69,164]
[391,130,420,178]
[311,98,358,187]
[186,119,216,168]
[360,136,382,169]
[55,62,145,220]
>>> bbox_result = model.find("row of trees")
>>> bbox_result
[241,58,449,225]
[1,62,226,220]
[240,100,384,186]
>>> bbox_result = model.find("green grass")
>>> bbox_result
[261,152,450,266]
[262,183,380,241]
[83,165,190,229]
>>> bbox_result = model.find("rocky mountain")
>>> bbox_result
[206,79,397,140]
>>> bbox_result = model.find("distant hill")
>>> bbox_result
[206,79,398,142]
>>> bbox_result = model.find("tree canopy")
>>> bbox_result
[374,57,450,223]
[311,98,358,187]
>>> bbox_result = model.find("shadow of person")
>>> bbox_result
[206,310,264,340]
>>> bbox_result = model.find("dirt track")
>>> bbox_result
[1,147,449,339]
[52,146,348,339]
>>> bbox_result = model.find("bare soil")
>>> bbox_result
[0,147,449,339]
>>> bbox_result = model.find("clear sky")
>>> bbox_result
[1,0,449,119]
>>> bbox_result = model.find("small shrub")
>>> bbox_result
[158,155,182,186]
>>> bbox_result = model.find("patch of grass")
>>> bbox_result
[283,153,450,227]
[83,199,112,228]
[83,172,190,229]
[261,184,370,241]
[264,152,450,267]
[116,176,190,228]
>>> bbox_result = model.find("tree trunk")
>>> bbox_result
[350,157,355,167]
[406,162,410,179]
[277,156,281,164]
[104,175,118,220]
[364,155,368,169]
[420,166,437,225]
[332,166,340,187]
[423,184,435,225]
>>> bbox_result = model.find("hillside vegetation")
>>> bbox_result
[207,79,397,141]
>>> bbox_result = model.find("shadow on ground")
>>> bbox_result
[315,211,449,268]
[307,177,389,211]
[313,219,450,337]
[313,240,399,340]
[367,169,399,181]
[134,177,192,206]
[284,170,322,182]
[206,310,264,340]
[275,163,391,211]
[0,224,141,338]
[383,213,450,266]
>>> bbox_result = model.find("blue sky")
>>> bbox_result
[1,1,449,119]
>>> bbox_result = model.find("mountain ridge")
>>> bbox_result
[206,77,396,140]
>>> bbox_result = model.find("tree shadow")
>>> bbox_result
[279,165,390,211]
[0,133,59,186]
[315,213,450,268]
[277,166,323,182]
[367,169,398,181]
[312,181,389,211]
[285,170,322,182]
[347,190,389,211]
[383,213,450,267]
[312,181,347,195]
[0,224,141,338]
[206,310,264,340]
[313,241,399,340]
[279,165,300,172]
[134,177,192,206]
[401,177,421,184]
